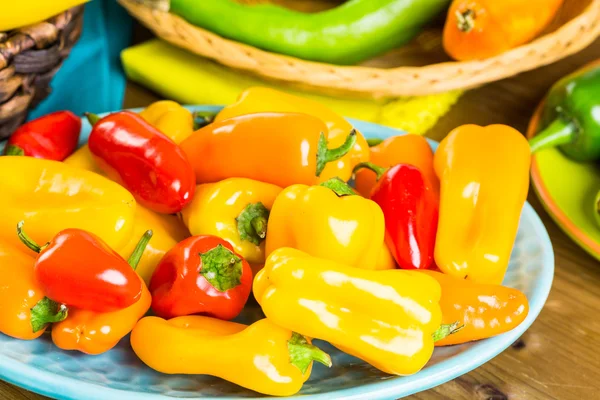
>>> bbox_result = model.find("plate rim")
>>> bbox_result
[0,106,555,400]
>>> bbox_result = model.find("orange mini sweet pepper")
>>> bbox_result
[355,134,439,197]
[215,87,369,179]
[434,124,530,284]
[180,112,357,187]
[0,240,67,340]
[422,270,530,346]
[51,231,153,354]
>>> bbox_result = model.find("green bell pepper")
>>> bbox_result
[145,0,450,65]
[529,60,600,162]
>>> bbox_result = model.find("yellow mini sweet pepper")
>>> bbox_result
[0,156,135,251]
[254,248,457,376]
[138,100,194,144]
[215,87,369,182]
[180,178,282,269]
[434,124,531,285]
[131,316,332,396]
[266,178,394,270]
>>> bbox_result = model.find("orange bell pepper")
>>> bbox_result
[434,124,530,284]
[422,271,529,346]
[443,0,564,61]
[180,112,357,187]
[355,135,438,197]
[0,240,67,340]
[215,87,369,178]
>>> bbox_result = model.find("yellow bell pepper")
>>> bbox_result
[138,100,194,144]
[254,248,453,375]
[64,145,190,285]
[265,178,394,270]
[215,87,369,182]
[131,316,332,396]
[0,156,135,250]
[180,178,282,267]
[434,124,531,285]
[0,1,89,31]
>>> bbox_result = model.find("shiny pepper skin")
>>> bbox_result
[131,316,331,396]
[422,271,529,346]
[88,111,196,214]
[138,100,194,144]
[434,124,530,284]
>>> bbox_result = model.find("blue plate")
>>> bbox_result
[0,106,554,400]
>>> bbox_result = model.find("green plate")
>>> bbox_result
[527,101,600,260]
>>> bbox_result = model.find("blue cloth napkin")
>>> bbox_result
[28,0,133,120]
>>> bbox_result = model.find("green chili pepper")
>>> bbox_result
[529,61,600,162]
[145,0,450,65]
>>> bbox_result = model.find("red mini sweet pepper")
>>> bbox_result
[353,162,439,270]
[87,111,196,214]
[149,235,253,320]
[16,221,149,313]
[3,111,81,160]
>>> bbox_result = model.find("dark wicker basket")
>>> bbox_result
[0,6,84,140]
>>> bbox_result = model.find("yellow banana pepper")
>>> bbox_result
[266,178,394,270]
[434,124,531,285]
[180,178,282,268]
[254,248,456,375]
[0,1,88,31]
[131,316,332,396]
[215,87,369,182]
[0,156,135,250]
[138,100,194,144]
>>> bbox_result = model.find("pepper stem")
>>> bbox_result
[432,322,464,342]
[85,112,101,126]
[16,221,44,253]
[199,244,243,292]
[366,138,384,147]
[127,230,154,270]
[288,332,332,374]
[192,110,217,130]
[320,177,356,196]
[529,117,577,153]
[315,129,357,177]
[456,9,476,32]
[4,145,24,156]
[237,203,270,246]
[30,297,68,333]
[352,162,388,181]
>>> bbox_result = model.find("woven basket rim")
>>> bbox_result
[119,0,600,97]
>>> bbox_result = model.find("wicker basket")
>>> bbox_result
[0,6,84,140]
[119,0,600,98]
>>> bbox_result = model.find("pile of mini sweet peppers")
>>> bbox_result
[1,87,532,396]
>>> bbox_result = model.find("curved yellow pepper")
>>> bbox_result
[0,156,135,250]
[181,178,282,267]
[254,248,443,375]
[138,100,194,144]
[215,87,369,182]
[434,124,531,284]
[131,316,331,396]
[265,179,393,270]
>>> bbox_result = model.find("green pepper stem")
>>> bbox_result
[4,145,24,156]
[16,221,44,253]
[127,230,153,270]
[237,203,270,246]
[288,332,332,374]
[199,244,243,292]
[30,297,68,333]
[352,162,388,181]
[529,118,576,153]
[319,177,356,196]
[366,138,384,147]
[432,322,464,342]
[85,112,101,126]
[316,129,357,177]
[192,110,217,130]
[456,9,475,32]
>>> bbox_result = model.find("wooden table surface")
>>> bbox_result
[3,27,600,400]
